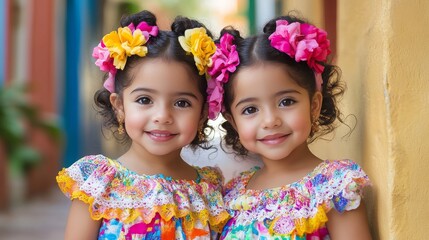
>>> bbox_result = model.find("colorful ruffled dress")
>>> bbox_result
[220,159,370,239]
[56,155,230,239]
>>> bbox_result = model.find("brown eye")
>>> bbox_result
[279,98,296,107]
[242,106,258,115]
[137,97,152,105]
[175,100,191,108]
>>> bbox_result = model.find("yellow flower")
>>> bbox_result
[103,31,126,69]
[103,27,148,70]
[178,27,216,75]
[119,28,148,57]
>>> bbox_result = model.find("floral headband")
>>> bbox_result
[206,33,240,120]
[92,21,159,93]
[268,20,331,91]
[178,27,217,75]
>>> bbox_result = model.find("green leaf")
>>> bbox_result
[0,83,63,173]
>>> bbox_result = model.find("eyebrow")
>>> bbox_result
[234,89,301,108]
[130,88,200,100]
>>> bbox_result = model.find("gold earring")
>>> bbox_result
[198,127,205,141]
[312,118,319,133]
[118,118,125,135]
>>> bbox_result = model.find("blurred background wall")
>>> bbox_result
[0,0,428,239]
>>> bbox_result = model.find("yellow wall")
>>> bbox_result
[338,1,429,239]
[287,0,429,239]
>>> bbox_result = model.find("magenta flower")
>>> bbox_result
[92,41,118,93]
[103,72,117,93]
[128,22,159,41]
[92,42,115,73]
[207,80,224,120]
[92,21,158,93]
[268,20,331,74]
[207,33,240,119]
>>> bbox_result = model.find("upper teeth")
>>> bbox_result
[152,133,169,137]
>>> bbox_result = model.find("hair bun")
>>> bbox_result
[120,10,157,27]
[219,26,243,45]
[220,27,242,40]
[263,15,306,34]
[171,16,212,37]
[263,18,278,34]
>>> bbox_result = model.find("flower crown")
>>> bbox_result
[93,24,216,94]
[268,20,331,91]
[178,27,217,75]
[206,33,240,120]
[92,21,159,93]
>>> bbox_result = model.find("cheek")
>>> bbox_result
[180,112,201,133]
[124,107,144,121]
[124,112,146,133]
[288,111,312,133]
[234,117,258,141]
[183,119,199,133]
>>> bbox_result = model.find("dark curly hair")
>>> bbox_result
[94,10,214,150]
[220,14,346,156]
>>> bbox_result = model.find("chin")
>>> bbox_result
[260,151,293,161]
[146,147,181,157]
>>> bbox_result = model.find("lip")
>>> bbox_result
[146,130,177,142]
[257,133,289,145]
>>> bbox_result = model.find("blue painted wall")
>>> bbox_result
[62,0,101,167]
[63,0,86,167]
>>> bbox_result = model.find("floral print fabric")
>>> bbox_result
[56,155,230,239]
[220,159,370,239]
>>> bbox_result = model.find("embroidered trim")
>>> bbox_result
[223,160,370,236]
[56,155,229,232]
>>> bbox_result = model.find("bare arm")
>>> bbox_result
[326,203,372,240]
[64,200,101,240]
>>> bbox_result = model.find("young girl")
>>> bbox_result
[56,10,229,239]
[207,15,372,239]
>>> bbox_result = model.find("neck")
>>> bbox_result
[119,143,185,175]
[260,142,320,174]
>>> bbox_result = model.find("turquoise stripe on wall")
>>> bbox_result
[0,0,5,85]
[63,0,84,167]
[63,0,100,167]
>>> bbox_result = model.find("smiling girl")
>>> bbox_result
[207,14,372,239]
[56,10,229,239]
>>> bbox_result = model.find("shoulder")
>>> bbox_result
[64,154,115,169]
[57,154,118,182]
[314,159,371,212]
[316,159,370,188]
[224,166,259,195]
[320,159,366,172]
[196,165,225,186]
[56,154,120,198]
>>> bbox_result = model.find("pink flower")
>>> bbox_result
[103,71,117,93]
[128,22,159,41]
[207,80,224,120]
[92,21,158,93]
[268,20,331,73]
[92,41,118,93]
[207,33,240,119]
[268,20,301,57]
[92,42,115,73]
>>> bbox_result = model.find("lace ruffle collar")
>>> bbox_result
[223,159,370,235]
[57,155,229,231]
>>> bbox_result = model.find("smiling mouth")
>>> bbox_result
[149,132,173,137]
[146,131,177,141]
[258,133,290,144]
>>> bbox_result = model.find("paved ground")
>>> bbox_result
[0,187,70,240]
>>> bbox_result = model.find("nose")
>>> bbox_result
[153,105,173,124]
[262,109,281,129]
